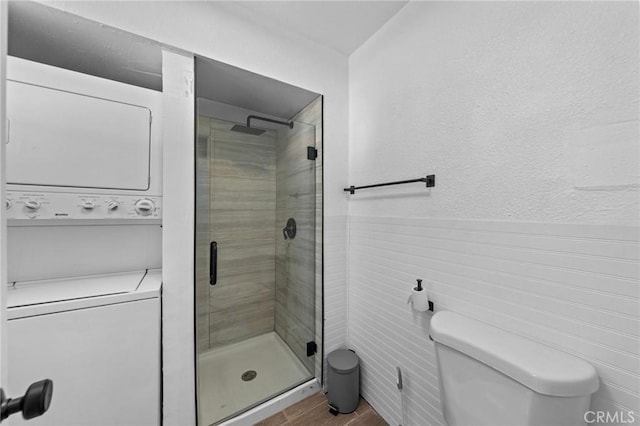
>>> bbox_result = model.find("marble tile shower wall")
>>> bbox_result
[196,116,277,352]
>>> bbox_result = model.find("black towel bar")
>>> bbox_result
[344,174,435,194]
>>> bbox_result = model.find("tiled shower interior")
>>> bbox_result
[195,97,322,424]
[196,117,279,349]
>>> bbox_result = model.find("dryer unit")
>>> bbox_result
[5,56,163,223]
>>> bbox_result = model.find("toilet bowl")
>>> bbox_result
[430,311,599,426]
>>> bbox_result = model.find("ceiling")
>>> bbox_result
[195,57,320,119]
[8,1,407,117]
[227,1,408,55]
[8,1,163,91]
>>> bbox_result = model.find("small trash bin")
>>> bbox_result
[327,349,360,414]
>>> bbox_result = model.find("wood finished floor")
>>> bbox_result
[255,393,388,426]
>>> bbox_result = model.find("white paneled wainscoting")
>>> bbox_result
[323,215,349,388]
[347,215,639,426]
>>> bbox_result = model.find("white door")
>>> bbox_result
[1,0,9,398]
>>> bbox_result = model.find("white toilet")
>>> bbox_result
[430,311,599,426]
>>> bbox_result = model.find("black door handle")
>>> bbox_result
[1,379,53,421]
[210,241,217,285]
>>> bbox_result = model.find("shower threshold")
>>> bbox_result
[198,332,313,425]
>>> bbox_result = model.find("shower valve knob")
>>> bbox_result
[283,218,297,240]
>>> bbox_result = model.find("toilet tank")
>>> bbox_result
[430,311,599,426]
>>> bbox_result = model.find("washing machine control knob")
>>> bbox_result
[5,200,11,210]
[24,200,41,210]
[107,201,120,211]
[81,201,96,210]
[134,199,155,216]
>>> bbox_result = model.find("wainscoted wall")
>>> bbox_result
[348,216,639,425]
[347,2,639,426]
[196,115,277,350]
[323,215,349,388]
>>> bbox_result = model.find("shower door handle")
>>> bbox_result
[210,241,217,285]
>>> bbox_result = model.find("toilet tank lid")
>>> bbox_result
[430,311,599,397]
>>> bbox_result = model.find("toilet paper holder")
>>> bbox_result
[406,296,434,311]
[407,279,434,312]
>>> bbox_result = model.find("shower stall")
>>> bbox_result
[195,57,323,425]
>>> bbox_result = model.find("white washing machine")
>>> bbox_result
[3,55,163,425]
[5,270,161,426]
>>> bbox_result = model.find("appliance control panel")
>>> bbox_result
[6,192,162,221]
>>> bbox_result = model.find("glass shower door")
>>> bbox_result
[195,109,316,425]
[275,120,317,374]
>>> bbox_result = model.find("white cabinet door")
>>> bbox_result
[6,81,151,190]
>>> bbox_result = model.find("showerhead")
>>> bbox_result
[230,115,293,136]
[230,124,266,136]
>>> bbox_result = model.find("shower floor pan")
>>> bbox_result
[198,332,312,425]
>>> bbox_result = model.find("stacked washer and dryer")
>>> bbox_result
[4,57,163,425]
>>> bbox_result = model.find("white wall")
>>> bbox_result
[348,2,639,425]
[349,1,638,224]
[40,2,350,424]
[161,50,196,425]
